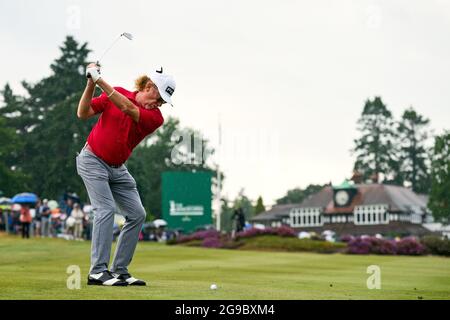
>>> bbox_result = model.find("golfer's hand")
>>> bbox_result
[86,63,101,83]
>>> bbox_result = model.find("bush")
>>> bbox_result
[236,226,296,239]
[238,235,346,253]
[347,236,426,256]
[421,236,450,256]
[202,237,224,248]
[396,237,426,256]
[176,229,220,244]
[339,234,355,243]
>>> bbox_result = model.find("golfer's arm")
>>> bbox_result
[96,78,140,122]
[77,81,97,120]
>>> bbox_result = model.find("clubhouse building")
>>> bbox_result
[251,180,435,237]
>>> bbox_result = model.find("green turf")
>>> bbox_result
[0,233,449,300]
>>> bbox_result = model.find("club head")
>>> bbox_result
[121,32,133,40]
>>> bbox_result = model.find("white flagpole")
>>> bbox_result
[216,114,222,231]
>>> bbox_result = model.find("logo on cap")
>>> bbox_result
[166,86,174,96]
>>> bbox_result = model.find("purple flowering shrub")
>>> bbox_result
[236,226,296,239]
[347,236,426,256]
[202,237,224,248]
[339,234,355,243]
[176,229,221,244]
[174,226,297,249]
[396,237,426,255]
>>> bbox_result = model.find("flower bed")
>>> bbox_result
[235,226,296,239]
[347,236,426,256]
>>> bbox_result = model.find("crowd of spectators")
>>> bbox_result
[0,196,94,241]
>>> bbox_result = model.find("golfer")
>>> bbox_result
[76,63,175,286]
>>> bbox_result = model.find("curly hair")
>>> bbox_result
[134,75,155,91]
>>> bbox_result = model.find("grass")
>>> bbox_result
[0,232,449,300]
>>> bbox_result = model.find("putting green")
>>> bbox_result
[0,233,449,300]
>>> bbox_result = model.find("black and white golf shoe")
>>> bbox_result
[112,273,146,286]
[87,271,128,286]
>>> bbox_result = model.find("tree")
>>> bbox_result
[232,189,254,220]
[254,196,265,215]
[218,197,234,232]
[127,117,217,219]
[397,107,431,193]
[428,132,450,224]
[352,97,399,184]
[276,184,324,205]
[29,94,97,199]
[0,115,29,195]
[2,36,95,199]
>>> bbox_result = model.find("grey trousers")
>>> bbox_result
[41,217,50,237]
[76,145,146,275]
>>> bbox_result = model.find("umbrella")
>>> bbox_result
[152,219,168,228]
[83,205,93,213]
[11,193,38,204]
[48,200,59,210]
[0,197,12,205]
[11,203,22,211]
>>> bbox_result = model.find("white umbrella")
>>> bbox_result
[83,204,93,213]
[0,197,12,205]
[153,219,167,228]
[11,203,22,211]
[48,200,59,210]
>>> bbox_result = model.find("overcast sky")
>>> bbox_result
[1,0,449,206]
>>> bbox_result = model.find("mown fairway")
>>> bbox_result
[0,233,449,300]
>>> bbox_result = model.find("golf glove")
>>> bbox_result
[86,65,101,83]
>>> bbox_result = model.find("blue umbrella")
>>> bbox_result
[11,193,38,204]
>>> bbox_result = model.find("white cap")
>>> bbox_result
[149,67,176,106]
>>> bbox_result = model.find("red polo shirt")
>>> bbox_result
[87,87,164,166]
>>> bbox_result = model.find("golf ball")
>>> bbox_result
[210,284,217,290]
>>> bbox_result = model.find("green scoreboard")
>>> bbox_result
[162,171,212,233]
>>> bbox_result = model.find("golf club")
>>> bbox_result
[97,32,133,65]
[87,32,133,78]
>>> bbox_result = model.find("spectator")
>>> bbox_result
[34,200,42,237]
[11,209,20,234]
[40,199,51,238]
[65,198,73,216]
[72,203,84,240]
[231,208,246,238]
[20,204,32,239]
[0,207,4,231]
[83,207,94,240]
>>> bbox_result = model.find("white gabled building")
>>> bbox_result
[251,181,436,237]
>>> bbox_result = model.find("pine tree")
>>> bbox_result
[0,115,29,195]
[352,97,399,183]
[0,36,93,199]
[254,196,265,215]
[397,107,431,193]
[428,132,450,223]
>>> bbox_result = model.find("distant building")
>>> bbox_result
[251,181,436,237]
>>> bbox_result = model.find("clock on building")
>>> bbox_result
[333,180,357,208]
[335,190,350,206]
